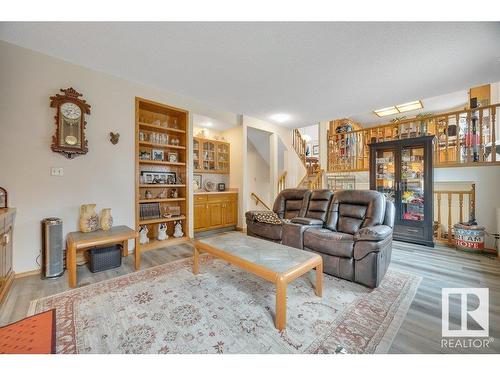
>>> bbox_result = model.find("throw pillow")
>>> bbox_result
[254,211,282,225]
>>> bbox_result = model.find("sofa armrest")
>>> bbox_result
[355,225,392,242]
[290,217,324,226]
[245,210,273,222]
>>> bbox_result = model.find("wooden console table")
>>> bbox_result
[66,225,137,288]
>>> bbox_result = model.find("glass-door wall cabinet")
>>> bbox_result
[369,135,434,247]
[193,137,230,174]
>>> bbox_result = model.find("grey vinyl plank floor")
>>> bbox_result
[1,234,499,354]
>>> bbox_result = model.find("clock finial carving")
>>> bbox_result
[50,87,91,159]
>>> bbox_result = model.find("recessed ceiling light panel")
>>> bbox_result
[374,106,399,117]
[374,100,423,117]
[270,113,291,123]
[396,100,423,113]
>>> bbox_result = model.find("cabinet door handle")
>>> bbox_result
[407,228,419,233]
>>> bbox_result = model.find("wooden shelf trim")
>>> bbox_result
[139,236,190,252]
[139,215,186,225]
[139,184,186,188]
[139,198,186,203]
[138,122,186,133]
[139,141,186,150]
[139,160,186,166]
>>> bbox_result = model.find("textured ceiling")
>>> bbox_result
[1,22,500,127]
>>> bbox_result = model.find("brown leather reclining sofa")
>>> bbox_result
[245,188,395,288]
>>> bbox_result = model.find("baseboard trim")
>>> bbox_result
[15,269,40,279]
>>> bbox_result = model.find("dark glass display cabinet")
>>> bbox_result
[369,135,434,247]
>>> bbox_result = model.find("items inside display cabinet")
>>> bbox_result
[400,147,424,221]
[375,150,395,202]
[369,136,434,247]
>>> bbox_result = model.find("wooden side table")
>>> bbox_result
[66,225,137,288]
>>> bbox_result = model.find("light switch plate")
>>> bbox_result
[51,167,64,176]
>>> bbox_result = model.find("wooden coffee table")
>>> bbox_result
[193,232,323,331]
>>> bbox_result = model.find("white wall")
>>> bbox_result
[221,124,246,228]
[0,41,240,273]
[242,116,306,189]
[247,137,271,209]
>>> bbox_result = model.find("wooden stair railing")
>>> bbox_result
[277,171,287,193]
[250,192,271,211]
[327,103,500,173]
[293,129,307,166]
[308,169,324,190]
[434,184,476,246]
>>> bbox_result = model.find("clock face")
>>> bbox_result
[60,102,81,120]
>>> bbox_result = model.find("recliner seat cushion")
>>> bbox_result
[303,228,354,258]
[246,221,282,241]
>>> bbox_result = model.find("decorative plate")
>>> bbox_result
[204,180,216,191]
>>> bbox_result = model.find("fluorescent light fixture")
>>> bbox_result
[396,100,423,113]
[203,121,213,127]
[374,106,399,117]
[270,113,291,123]
[374,100,423,117]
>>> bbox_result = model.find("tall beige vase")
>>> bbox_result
[79,204,99,233]
[100,208,113,231]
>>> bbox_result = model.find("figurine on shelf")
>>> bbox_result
[173,221,184,238]
[144,190,153,199]
[169,188,178,198]
[156,188,167,199]
[139,225,149,245]
[157,223,168,241]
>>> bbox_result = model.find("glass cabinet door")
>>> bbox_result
[193,138,200,170]
[374,149,396,203]
[217,143,229,172]
[400,146,425,221]
[202,141,216,171]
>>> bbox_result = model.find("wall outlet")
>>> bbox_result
[51,167,64,176]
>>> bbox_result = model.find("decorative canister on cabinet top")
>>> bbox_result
[454,223,485,252]
[79,204,99,233]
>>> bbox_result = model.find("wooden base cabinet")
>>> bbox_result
[194,193,238,232]
[0,208,16,304]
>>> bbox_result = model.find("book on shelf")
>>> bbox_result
[140,202,161,220]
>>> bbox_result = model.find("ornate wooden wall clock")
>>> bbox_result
[50,87,91,159]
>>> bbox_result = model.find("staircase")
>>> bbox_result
[293,128,323,189]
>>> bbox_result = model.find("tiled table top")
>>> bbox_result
[197,232,317,273]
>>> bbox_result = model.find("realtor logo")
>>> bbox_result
[442,288,489,337]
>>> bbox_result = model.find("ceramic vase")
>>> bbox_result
[100,208,113,231]
[79,204,99,233]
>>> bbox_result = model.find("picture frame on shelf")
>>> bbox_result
[141,170,176,185]
[152,149,164,161]
[193,174,202,191]
[139,150,151,160]
[168,152,178,163]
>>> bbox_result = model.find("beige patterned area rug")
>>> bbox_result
[29,255,420,354]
